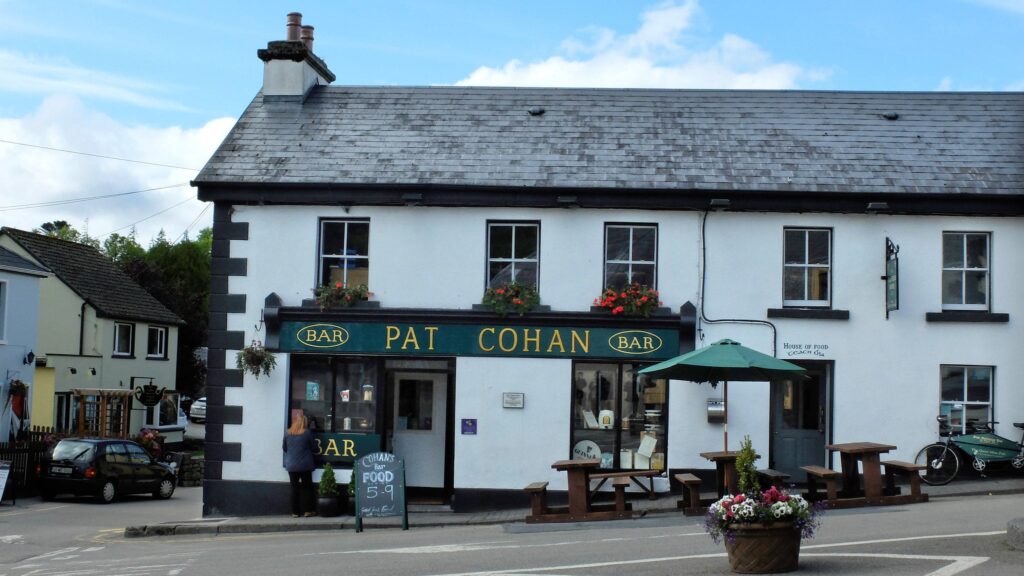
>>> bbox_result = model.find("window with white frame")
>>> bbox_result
[942,232,989,310]
[319,220,370,288]
[147,326,168,359]
[0,280,7,341]
[604,224,657,289]
[939,365,993,434]
[144,392,181,428]
[783,228,831,307]
[113,322,134,356]
[487,222,539,287]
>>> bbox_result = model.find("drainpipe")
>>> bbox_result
[79,301,87,356]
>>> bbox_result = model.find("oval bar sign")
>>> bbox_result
[297,323,350,349]
[608,330,663,355]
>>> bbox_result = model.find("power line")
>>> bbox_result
[176,203,211,243]
[98,196,198,239]
[0,138,200,171]
[0,184,190,212]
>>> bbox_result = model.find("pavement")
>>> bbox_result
[124,473,1024,538]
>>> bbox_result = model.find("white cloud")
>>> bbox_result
[457,0,824,89]
[968,0,1024,14]
[0,50,191,111]
[0,95,233,243]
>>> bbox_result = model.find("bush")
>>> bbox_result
[318,462,339,498]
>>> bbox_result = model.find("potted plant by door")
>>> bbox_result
[317,462,343,517]
[704,436,824,573]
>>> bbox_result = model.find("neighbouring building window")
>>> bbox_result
[942,232,989,310]
[784,228,831,307]
[319,219,370,288]
[487,222,539,287]
[604,224,657,289]
[147,326,168,359]
[0,280,6,341]
[145,392,181,428]
[113,322,134,356]
[940,365,993,434]
[571,362,667,471]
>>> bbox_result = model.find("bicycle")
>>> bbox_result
[914,415,1024,486]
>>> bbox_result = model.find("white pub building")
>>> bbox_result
[194,14,1023,515]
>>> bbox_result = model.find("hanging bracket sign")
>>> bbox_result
[354,452,408,532]
[883,237,899,319]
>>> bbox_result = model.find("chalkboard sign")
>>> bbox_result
[0,461,11,505]
[353,452,407,532]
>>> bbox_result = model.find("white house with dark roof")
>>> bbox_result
[192,15,1023,516]
[0,228,185,441]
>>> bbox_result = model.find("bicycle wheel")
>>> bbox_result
[915,443,960,486]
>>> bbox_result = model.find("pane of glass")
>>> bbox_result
[781,381,798,429]
[943,404,964,432]
[807,231,830,265]
[942,233,963,268]
[784,230,805,264]
[965,405,990,429]
[572,364,619,467]
[335,362,377,431]
[940,366,965,401]
[632,227,656,262]
[514,225,538,259]
[290,356,332,432]
[965,234,988,268]
[799,379,820,431]
[941,270,962,305]
[347,223,370,256]
[514,262,537,287]
[605,263,629,289]
[630,264,655,287]
[159,393,178,426]
[398,379,433,431]
[116,325,132,353]
[964,271,987,305]
[808,267,829,302]
[147,328,160,356]
[322,222,347,255]
[783,267,805,301]
[966,367,991,402]
[489,225,512,259]
[489,262,513,286]
[345,258,370,288]
[606,227,630,261]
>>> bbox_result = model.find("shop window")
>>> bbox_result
[289,356,378,434]
[144,392,181,428]
[487,222,539,288]
[604,224,657,289]
[0,280,7,341]
[939,365,993,434]
[113,322,134,357]
[319,219,370,288]
[942,232,989,310]
[571,362,667,470]
[147,326,168,359]
[783,228,831,307]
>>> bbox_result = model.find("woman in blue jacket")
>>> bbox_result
[283,413,317,517]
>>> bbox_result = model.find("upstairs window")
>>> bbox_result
[784,228,831,307]
[487,222,539,288]
[147,326,168,359]
[319,220,370,288]
[604,224,657,289]
[113,322,134,357]
[942,232,989,310]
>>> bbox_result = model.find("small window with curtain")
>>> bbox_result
[783,228,831,307]
[487,222,539,288]
[942,232,989,310]
[319,219,370,288]
[604,224,657,289]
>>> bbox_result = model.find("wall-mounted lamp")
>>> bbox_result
[89,368,97,376]
[23,351,34,365]
[401,192,423,206]
[866,201,889,212]
[67,367,78,375]
[556,195,579,208]
[709,198,731,210]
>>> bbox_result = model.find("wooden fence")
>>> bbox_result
[0,426,58,501]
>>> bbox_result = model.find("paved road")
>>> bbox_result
[1,487,1021,575]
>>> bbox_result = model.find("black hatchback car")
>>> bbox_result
[36,438,176,503]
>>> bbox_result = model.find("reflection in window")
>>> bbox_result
[319,220,370,288]
[939,365,993,434]
[288,356,378,434]
[604,225,657,290]
[487,222,539,288]
[942,232,989,310]
[398,379,433,430]
[783,228,831,307]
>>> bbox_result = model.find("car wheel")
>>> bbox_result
[96,480,117,503]
[154,477,176,499]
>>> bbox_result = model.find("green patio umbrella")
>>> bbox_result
[638,339,806,451]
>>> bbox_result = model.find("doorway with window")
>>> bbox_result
[770,361,831,482]
[384,371,451,500]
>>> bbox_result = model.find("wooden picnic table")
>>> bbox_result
[589,468,662,500]
[526,459,632,523]
[699,450,758,497]
[826,441,896,503]
[551,458,600,517]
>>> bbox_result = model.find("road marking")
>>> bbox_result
[0,535,23,544]
[803,553,988,576]
[803,529,1006,549]
[0,505,70,518]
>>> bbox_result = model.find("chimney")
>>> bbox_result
[257,12,336,101]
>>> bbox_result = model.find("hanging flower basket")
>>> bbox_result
[8,379,28,397]
[593,283,661,317]
[313,283,370,310]
[481,282,540,316]
[236,340,277,379]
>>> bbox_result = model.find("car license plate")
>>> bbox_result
[50,466,72,475]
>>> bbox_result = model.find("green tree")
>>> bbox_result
[36,220,100,249]
[103,229,146,266]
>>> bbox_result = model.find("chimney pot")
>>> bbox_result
[286,12,302,41]
[300,25,314,51]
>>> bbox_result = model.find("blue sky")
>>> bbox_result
[1,0,1021,243]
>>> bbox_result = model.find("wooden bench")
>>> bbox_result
[524,481,550,518]
[589,469,661,500]
[882,460,928,502]
[612,476,632,513]
[674,473,704,516]
[757,468,790,489]
[801,465,840,503]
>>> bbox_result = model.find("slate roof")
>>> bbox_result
[0,247,50,276]
[195,87,1023,196]
[1,228,183,325]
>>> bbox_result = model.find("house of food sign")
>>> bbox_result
[280,321,679,359]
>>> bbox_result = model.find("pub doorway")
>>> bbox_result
[769,361,832,483]
[384,369,453,503]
